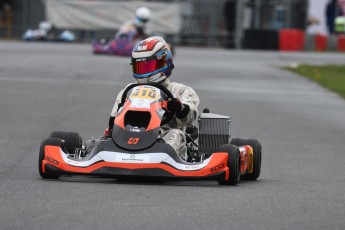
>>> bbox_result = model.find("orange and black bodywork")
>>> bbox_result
[41,140,231,181]
[39,84,258,184]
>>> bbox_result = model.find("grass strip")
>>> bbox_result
[285,64,345,99]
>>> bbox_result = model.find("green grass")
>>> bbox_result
[286,64,345,99]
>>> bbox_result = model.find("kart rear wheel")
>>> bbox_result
[38,138,63,179]
[49,131,82,154]
[218,144,240,185]
[231,138,262,180]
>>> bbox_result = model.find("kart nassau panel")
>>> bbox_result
[112,125,160,151]
[114,85,165,131]
[41,141,230,180]
[113,85,166,150]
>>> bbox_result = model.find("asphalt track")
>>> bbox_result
[0,41,345,230]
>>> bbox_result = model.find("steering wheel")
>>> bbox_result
[120,83,175,126]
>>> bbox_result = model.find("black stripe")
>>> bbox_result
[45,164,227,181]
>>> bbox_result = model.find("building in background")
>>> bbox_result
[0,0,319,49]
[0,0,14,38]
[238,0,308,49]
[0,0,45,38]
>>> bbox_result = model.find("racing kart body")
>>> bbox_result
[92,27,175,56]
[22,21,76,42]
[39,84,261,185]
[92,27,137,56]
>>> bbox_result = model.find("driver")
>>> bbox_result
[117,6,152,41]
[107,36,199,160]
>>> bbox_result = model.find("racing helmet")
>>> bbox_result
[134,7,151,28]
[131,36,174,83]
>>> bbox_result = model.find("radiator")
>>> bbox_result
[198,113,231,154]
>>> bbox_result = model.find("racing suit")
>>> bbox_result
[110,79,199,160]
[116,20,148,41]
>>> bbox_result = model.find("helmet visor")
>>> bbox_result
[137,17,149,23]
[132,59,166,75]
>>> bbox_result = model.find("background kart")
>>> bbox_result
[22,21,76,42]
[92,28,137,56]
[39,84,261,185]
[92,28,175,56]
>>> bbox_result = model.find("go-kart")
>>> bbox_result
[22,22,76,42]
[92,28,175,56]
[38,84,261,185]
[92,28,137,56]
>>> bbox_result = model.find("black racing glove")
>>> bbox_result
[108,116,115,131]
[167,98,190,119]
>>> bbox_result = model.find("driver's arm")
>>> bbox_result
[110,83,134,117]
[175,85,200,127]
[110,88,125,117]
[108,86,127,131]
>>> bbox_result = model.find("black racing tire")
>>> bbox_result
[218,144,240,185]
[38,138,63,179]
[231,138,262,180]
[49,131,82,154]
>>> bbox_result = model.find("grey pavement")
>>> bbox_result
[0,41,344,230]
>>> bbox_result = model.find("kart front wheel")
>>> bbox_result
[231,138,262,180]
[49,131,82,154]
[38,138,63,179]
[218,144,240,185]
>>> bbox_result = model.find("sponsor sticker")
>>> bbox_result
[46,156,59,165]
[210,163,224,173]
[116,154,150,163]
[130,86,159,100]
[130,98,151,109]
[184,164,203,170]
[127,138,140,145]
[136,58,147,62]
[137,45,147,51]
[129,128,141,133]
